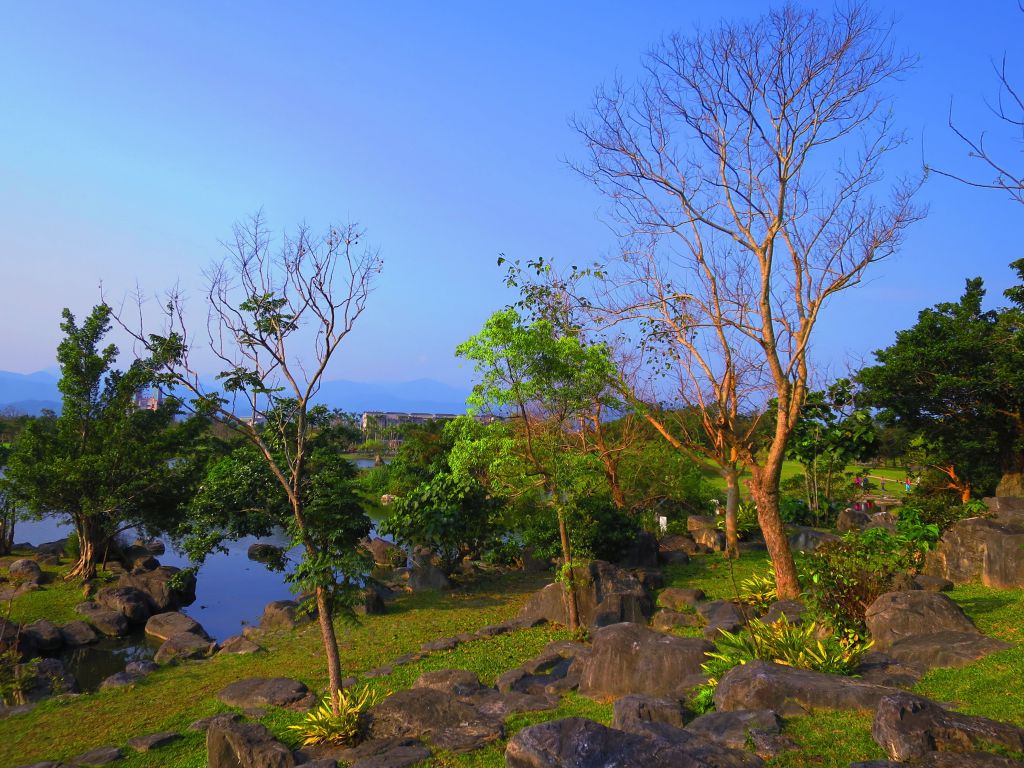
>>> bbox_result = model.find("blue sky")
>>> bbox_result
[0,2,1021,386]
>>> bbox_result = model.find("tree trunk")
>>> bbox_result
[65,517,100,581]
[556,508,580,633]
[749,466,801,600]
[724,467,740,559]
[314,584,345,715]
[0,508,13,556]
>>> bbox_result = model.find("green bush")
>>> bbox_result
[691,617,873,713]
[515,494,640,564]
[900,495,987,533]
[799,510,938,631]
[737,571,777,611]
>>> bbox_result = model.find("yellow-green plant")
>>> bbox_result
[738,571,777,611]
[691,617,873,713]
[287,685,383,747]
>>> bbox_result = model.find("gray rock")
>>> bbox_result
[612,695,693,733]
[100,671,143,689]
[59,620,99,647]
[363,537,406,568]
[366,687,504,752]
[332,737,431,768]
[207,720,294,768]
[505,717,762,768]
[760,600,806,625]
[837,508,872,532]
[421,636,460,652]
[260,600,307,631]
[912,574,954,592]
[715,660,903,715]
[518,561,653,629]
[924,508,1024,588]
[8,558,43,583]
[126,731,180,752]
[657,588,705,611]
[872,692,1024,761]
[218,635,263,655]
[692,528,727,552]
[408,562,452,591]
[577,623,714,700]
[117,566,196,612]
[685,709,782,750]
[359,586,386,616]
[697,600,746,639]
[21,619,63,653]
[218,677,310,709]
[74,602,129,637]
[865,591,982,649]
[22,658,79,701]
[69,747,123,766]
[618,532,660,568]
[145,611,208,642]
[94,587,153,624]
[154,632,217,664]
[652,610,702,631]
[125,660,158,676]
[659,534,704,563]
[854,652,924,689]
[882,631,1011,673]
[413,669,486,695]
[788,526,840,552]
[189,712,242,732]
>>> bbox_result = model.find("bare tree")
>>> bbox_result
[574,3,923,597]
[116,213,382,713]
[931,4,1022,205]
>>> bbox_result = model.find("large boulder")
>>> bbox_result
[21,620,63,654]
[872,692,1024,761]
[618,533,660,568]
[328,737,432,768]
[117,566,196,611]
[659,534,701,564]
[864,591,1009,671]
[505,717,762,768]
[145,611,208,642]
[21,657,79,701]
[787,527,840,553]
[714,660,902,715]
[207,720,294,768]
[698,601,746,640]
[577,623,714,700]
[59,620,99,647]
[366,687,505,753]
[94,586,152,625]
[657,588,705,611]
[519,561,653,629]
[7,559,43,584]
[75,602,129,637]
[260,600,307,631]
[408,562,452,592]
[218,677,311,709]
[924,497,1024,588]
[363,537,406,568]
[865,592,979,649]
[685,709,782,751]
[612,695,694,734]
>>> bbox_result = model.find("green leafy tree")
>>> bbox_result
[858,263,1024,500]
[456,308,618,632]
[785,380,878,519]
[119,214,382,714]
[4,305,194,579]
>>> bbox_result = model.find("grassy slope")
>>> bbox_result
[4,551,1024,768]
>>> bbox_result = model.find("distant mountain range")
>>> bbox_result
[0,370,470,416]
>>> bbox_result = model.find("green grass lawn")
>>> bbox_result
[4,549,1024,768]
[701,460,914,500]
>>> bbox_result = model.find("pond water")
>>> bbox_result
[14,456,391,689]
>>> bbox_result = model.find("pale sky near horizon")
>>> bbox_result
[1,2,1021,387]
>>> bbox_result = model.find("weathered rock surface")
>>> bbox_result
[363,537,406,568]
[366,687,505,752]
[126,731,180,752]
[715,660,903,715]
[618,532,660,568]
[218,635,263,655]
[408,562,452,591]
[218,677,311,709]
[154,631,217,664]
[260,600,307,631]
[22,658,79,701]
[505,717,763,768]
[659,534,701,564]
[866,592,981,649]
[7,558,43,583]
[21,619,63,653]
[117,566,196,612]
[94,586,153,624]
[837,508,872,533]
[652,610,702,631]
[577,623,714,700]
[882,632,1010,672]
[924,497,1024,588]
[59,620,99,646]
[657,587,705,611]
[788,527,840,552]
[207,720,294,768]
[612,695,693,733]
[685,709,782,751]
[145,611,208,642]
[75,602,129,637]
[761,601,806,625]
[873,692,1024,761]
[519,561,653,629]
[698,601,746,639]
[69,746,123,766]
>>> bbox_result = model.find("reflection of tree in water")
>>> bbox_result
[60,634,159,692]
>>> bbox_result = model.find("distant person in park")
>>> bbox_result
[904,477,913,492]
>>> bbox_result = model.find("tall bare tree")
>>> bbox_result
[574,3,923,597]
[117,213,382,713]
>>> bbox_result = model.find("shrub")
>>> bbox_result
[715,501,760,539]
[287,686,382,746]
[901,495,987,533]
[799,511,938,631]
[515,494,640,564]
[737,571,777,612]
[691,617,873,713]
[0,647,35,707]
